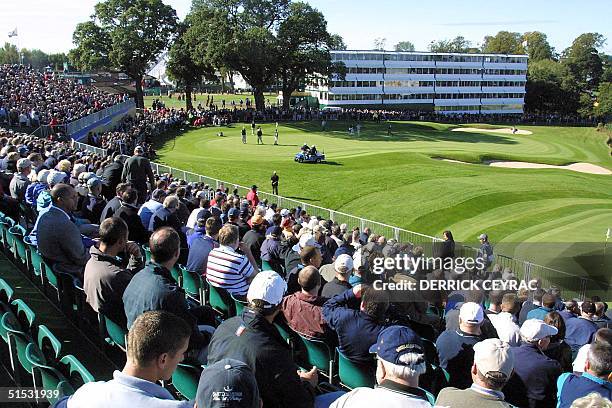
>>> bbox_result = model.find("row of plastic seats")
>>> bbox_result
[0,277,94,405]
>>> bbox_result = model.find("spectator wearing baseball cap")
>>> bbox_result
[436,338,515,408]
[322,285,389,363]
[195,359,260,408]
[329,325,430,408]
[208,271,342,408]
[565,301,599,354]
[186,197,212,230]
[320,254,354,299]
[10,157,32,201]
[504,319,562,408]
[436,302,486,389]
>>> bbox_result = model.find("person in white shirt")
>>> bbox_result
[489,293,521,346]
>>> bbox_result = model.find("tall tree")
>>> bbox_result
[482,31,524,54]
[394,41,415,52]
[594,81,612,118]
[189,0,290,110]
[524,59,579,114]
[0,43,20,64]
[428,36,472,53]
[522,31,554,61]
[373,37,387,51]
[166,22,215,110]
[276,2,343,110]
[562,33,606,91]
[48,53,69,71]
[70,0,178,108]
[330,34,347,50]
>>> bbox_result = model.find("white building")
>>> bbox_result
[308,50,527,114]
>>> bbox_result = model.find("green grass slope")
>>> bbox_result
[153,120,612,289]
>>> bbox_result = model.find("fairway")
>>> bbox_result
[153,119,612,284]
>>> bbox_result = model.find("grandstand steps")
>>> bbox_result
[0,254,120,385]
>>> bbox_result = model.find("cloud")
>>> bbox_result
[438,20,557,27]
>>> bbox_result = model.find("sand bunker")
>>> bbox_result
[451,127,533,135]
[488,161,611,175]
[433,157,611,175]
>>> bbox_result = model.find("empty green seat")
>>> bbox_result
[273,320,296,350]
[8,224,27,266]
[0,278,14,310]
[231,293,248,316]
[1,299,36,383]
[297,334,335,382]
[172,363,203,400]
[336,347,376,389]
[101,313,127,351]
[0,215,15,251]
[24,236,44,281]
[180,265,204,302]
[206,282,235,320]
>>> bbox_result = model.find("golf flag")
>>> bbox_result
[8,28,17,38]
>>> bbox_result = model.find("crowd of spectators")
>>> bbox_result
[0,64,127,128]
[0,122,610,407]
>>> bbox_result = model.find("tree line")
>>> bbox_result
[0,43,67,71]
[63,0,610,117]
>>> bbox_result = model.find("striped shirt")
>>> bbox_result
[206,245,255,296]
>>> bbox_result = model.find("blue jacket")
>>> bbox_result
[557,372,612,408]
[322,288,385,363]
[186,233,217,274]
[504,342,561,408]
[435,329,483,389]
[565,317,598,354]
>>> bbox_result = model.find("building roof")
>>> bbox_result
[332,50,528,58]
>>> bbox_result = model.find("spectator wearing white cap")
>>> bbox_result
[320,254,354,299]
[9,157,32,201]
[436,302,486,389]
[330,325,430,408]
[207,271,343,408]
[436,338,515,408]
[503,319,562,408]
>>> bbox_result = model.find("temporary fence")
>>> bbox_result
[70,141,608,300]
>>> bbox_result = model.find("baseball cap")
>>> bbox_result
[369,325,424,365]
[478,233,488,240]
[251,185,257,189]
[87,177,102,188]
[16,158,32,170]
[48,170,66,186]
[292,233,316,253]
[18,146,29,156]
[152,189,167,200]
[134,146,144,153]
[196,359,260,408]
[251,215,264,226]
[37,169,50,183]
[473,339,514,380]
[313,224,328,235]
[334,254,354,274]
[267,226,281,238]
[228,207,240,217]
[459,302,484,325]
[246,271,287,307]
[520,319,558,342]
[280,208,290,217]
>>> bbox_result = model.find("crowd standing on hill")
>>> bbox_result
[0,65,609,408]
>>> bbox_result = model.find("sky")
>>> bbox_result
[1,0,610,55]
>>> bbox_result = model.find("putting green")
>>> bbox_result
[153,119,612,292]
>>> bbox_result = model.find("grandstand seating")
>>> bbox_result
[171,362,203,400]
[336,347,376,389]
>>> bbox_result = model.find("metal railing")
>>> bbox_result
[70,142,608,300]
[66,99,136,137]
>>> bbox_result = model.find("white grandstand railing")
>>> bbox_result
[66,99,136,137]
[71,140,607,300]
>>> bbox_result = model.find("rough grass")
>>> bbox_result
[153,120,612,292]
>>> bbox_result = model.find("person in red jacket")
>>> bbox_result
[246,185,259,207]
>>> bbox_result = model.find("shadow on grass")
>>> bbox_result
[284,196,320,202]
[282,121,518,145]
